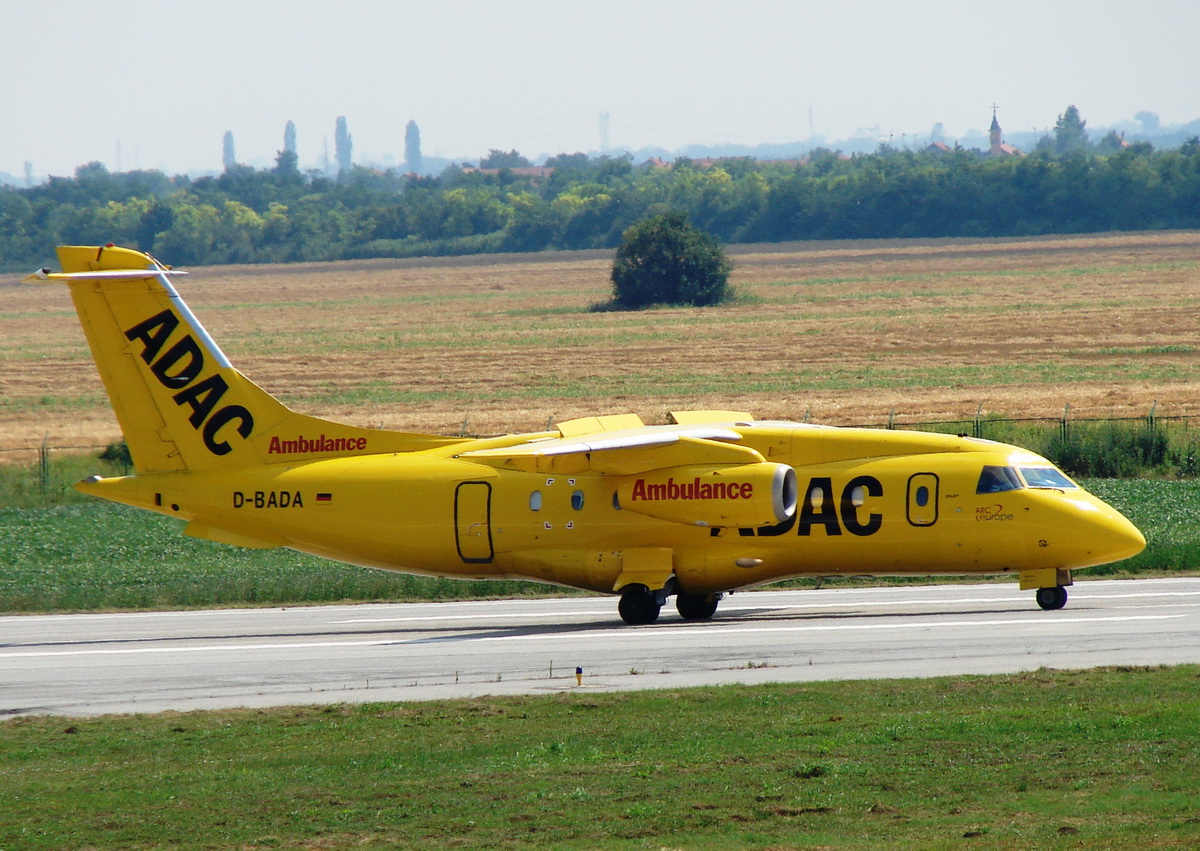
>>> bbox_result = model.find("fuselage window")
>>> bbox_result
[571,490,585,511]
[915,485,930,507]
[976,466,1024,494]
[529,491,543,511]
[1020,467,1079,490]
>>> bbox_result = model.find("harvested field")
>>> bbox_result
[2,231,1200,463]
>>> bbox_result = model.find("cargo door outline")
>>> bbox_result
[455,481,494,563]
[906,473,939,527]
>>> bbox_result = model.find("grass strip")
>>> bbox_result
[0,502,566,612]
[2,666,1198,849]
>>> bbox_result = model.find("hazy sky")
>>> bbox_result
[4,0,1198,177]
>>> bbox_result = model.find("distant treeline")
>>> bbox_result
[4,140,1200,270]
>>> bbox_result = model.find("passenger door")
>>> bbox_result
[454,481,493,563]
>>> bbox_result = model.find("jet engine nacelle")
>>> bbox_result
[616,462,798,528]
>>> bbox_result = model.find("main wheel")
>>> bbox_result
[618,587,662,625]
[1035,585,1069,611]
[676,592,719,621]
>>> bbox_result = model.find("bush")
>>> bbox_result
[610,212,731,308]
[1047,422,1169,478]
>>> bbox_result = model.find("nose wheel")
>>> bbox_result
[1035,585,1069,610]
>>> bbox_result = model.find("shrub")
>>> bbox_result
[1047,422,1169,477]
[610,212,731,308]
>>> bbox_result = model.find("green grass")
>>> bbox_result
[2,667,1198,849]
[1086,479,1200,575]
[1100,345,1198,355]
[0,502,569,612]
[0,393,109,413]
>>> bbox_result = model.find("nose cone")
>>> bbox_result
[1053,493,1146,569]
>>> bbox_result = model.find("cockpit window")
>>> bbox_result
[1019,467,1078,490]
[976,465,1024,494]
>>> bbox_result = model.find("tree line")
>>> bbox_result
[3,135,1199,271]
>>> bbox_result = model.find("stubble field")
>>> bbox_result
[3,231,1200,462]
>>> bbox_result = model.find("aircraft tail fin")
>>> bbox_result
[30,245,458,473]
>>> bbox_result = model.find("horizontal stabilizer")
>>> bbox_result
[24,268,187,282]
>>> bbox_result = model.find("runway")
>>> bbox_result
[3,577,1199,717]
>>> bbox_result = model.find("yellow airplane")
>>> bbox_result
[28,244,1146,624]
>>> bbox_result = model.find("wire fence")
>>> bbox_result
[847,402,1188,439]
[0,441,117,463]
[842,403,1199,478]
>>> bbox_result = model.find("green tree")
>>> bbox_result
[1053,105,1089,155]
[273,148,301,185]
[1135,111,1160,134]
[544,152,591,170]
[1095,130,1128,156]
[610,212,731,308]
[479,149,531,169]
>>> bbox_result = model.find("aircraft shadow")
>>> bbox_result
[7,604,1050,651]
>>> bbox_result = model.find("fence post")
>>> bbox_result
[39,434,50,495]
[974,403,983,439]
[1060,404,1071,443]
[887,409,895,430]
[1148,400,1158,431]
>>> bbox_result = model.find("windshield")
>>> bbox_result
[976,465,1024,494]
[1019,467,1078,490]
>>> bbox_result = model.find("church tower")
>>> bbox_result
[987,105,1020,157]
[989,104,1003,156]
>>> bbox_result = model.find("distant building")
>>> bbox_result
[988,111,1021,158]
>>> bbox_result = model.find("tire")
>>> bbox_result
[618,587,662,625]
[1035,585,1068,611]
[676,592,719,621]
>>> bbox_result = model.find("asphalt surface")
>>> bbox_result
[3,577,1198,717]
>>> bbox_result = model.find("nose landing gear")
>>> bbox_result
[1022,569,1072,611]
[1035,585,1069,610]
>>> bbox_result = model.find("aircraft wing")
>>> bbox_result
[456,428,764,475]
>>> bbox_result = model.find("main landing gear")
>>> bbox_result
[617,585,722,625]
[675,591,720,621]
[618,586,663,625]
[1035,585,1069,611]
